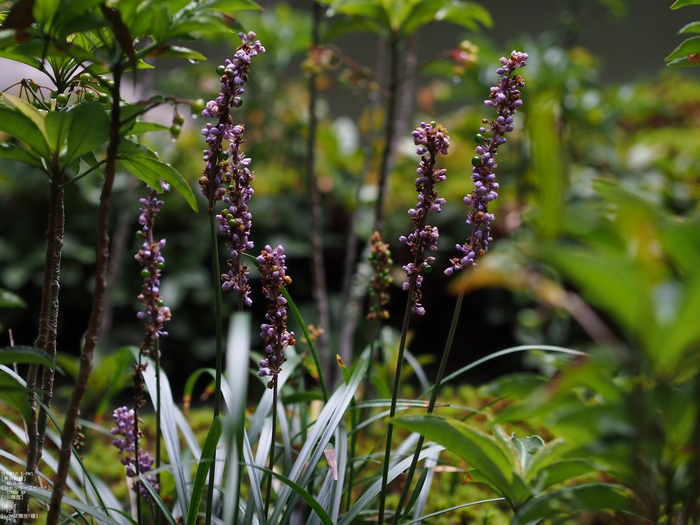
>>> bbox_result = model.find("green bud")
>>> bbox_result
[173,114,185,126]
[471,156,482,167]
[83,90,96,101]
[56,93,68,105]
[156,262,165,269]
[80,73,92,85]
[423,264,432,274]
[474,133,485,144]
[218,152,229,161]
[191,99,206,114]
[99,93,110,104]
[141,269,150,277]
[232,97,243,108]
[216,65,226,76]
[228,219,237,227]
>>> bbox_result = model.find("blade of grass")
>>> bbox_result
[186,417,222,525]
[142,357,190,517]
[139,473,178,525]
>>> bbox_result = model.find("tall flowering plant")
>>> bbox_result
[446,50,528,275]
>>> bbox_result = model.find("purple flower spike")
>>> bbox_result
[135,181,171,354]
[446,50,527,276]
[257,245,296,387]
[199,33,265,205]
[400,121,450,315]
[111,407,159,499]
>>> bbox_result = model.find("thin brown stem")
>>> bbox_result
[20,167,65,522]
[46,66,123,525]
[307,0,333,385]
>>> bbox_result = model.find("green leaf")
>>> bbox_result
[680,21,700,34]
[400,0,492,36]
[511,434,544,475]
[671,0,700,8]
[512,483,633,524]
[391,415,517,507]
[120,155,198,211]
[129,121,172,134]
[325,0,391,32]
[0,95,50,157]
[0,289,27,308]
[323,15,384,40]
[145,45,207,61]
[481,373,548,399]
[0,368,30,422]
[138,475,178,525]
[33,0,60,25]
[0,346,60,369]
[536,459,599,490]
[529,92,565,238]
[200,0,263,12]
[186,416,222,525]
[45,110,73,156]
[666,36,700,61]
[63,101,110,167]
[0,142,42,168]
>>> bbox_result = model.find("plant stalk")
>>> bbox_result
[264,376,279,519]
[391,290,464,525]
[46,65,123,525]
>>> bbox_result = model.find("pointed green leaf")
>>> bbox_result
[200,0,262,12]
[0,290,26,309]
[0,95,50,156]
[0,142,42,168]
[33,0,60,25]
[186,416,222,525]
[511,435,545,475]
[512,483,633,524]
[145,45,207,61]
[0,346,59,369]
[45,110,73,156]
[392,415,517,506]
[63,101,110,167]
[671,0,700,8]
[680,21,700,34]
[536,459,599,490]
[401,0,492,35]
[0,368,31,422]
[666,36,700,61]
[325,0,391,31]
[129,122,172,134]
[119,155,198,211]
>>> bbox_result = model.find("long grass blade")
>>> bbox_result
[139,473,179,525]
[403,497,506,525]
[186,416,222,525]
[242,429,267,525]
[337,444,445,525]
[142,358,190,517]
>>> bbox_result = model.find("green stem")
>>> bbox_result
[205,209,224,525]
[155,338,162,525]
[391,290,464,525]
[378,266,418,524]
[264,376,279,519]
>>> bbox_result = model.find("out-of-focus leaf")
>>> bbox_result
[0,143,42,168]
[45,110,73,155]
[402,0,492,35]
[512,483,633,524]
[666,36,700,62]
[666,56,700,67]
[2,0,36,30]
[1,94,50,154]
[392,415,517,507]
[146,45,207,61]
[679,21,700,34]
[511,434,544,474]
[33,0,60,25]
[529,92,565,239]
[0,289,26,308]
[100,4,136,69]
[536,459,602,491]
[0,346,59,369]
[63,101,110,168]
[200,0,262,11]
[129,122,171,134]
[323,15,384,40]
[481,373,548,399]
[0,368,31,422]
[671,0,700,8]
[324,0,390,31]
[540,244,654,343]
[186,416,222,525]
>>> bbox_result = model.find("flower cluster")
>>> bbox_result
[257,245,296,387]
[217,124,255,306]
[399,122,450,315]
[111,407,159,499]
[135,181,171,354]
[367,231,393,320]
[199,32,265,206]
[445,50,528,276]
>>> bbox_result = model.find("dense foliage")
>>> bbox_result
[2,0,700,524]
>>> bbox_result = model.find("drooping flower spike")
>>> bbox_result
[257,245,296,387]
[446,51,528,276]
[399,121,450,315]
[200,32,264,306]
[111,407,159,499]
[135,181,171,354]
